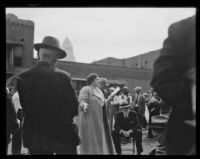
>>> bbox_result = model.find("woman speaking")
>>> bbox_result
[78,73,115,154]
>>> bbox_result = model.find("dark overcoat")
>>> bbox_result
[151,16,196,155]
[17,61,79,151]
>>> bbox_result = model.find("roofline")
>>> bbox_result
[6,41,23,47]
[56,59,152,73]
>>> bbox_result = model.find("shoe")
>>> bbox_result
[149,148,156,155]
[137,152,141,155]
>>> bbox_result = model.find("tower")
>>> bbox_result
[61,37,76,62]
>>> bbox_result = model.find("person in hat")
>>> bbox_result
[146,92,161,138]
[121,86,132,105]
[112,100,143,155]
[17,36,79,155]
[107,87,121,131]
[132,87,146,128]
[78,73,115,154]
[99,78,110,99]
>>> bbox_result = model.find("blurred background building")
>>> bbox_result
[6,14,154,95]
[93,50,160,70]
[6,13,34,73]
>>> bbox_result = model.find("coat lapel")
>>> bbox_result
[91,87,105,102]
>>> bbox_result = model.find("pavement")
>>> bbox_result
[121,128,158,155]
[8,128,158,155]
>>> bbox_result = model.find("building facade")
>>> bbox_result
[93,50,160,70]
[6,14,153,95]
[6,14,34,73]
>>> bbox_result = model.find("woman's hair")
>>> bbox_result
[86,73,99,85]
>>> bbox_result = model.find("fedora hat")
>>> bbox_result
[34,36,67,59]
[119,100,131,109]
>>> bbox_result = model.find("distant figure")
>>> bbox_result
[99,78,110,99]
[121,87,132,105]
[6,72,20,153]
[147,92,161,138]
[78,73,115,154]
[112,101,143,155]
[132,87,146,128]
[108,87,121,131]
[151,16,196,155]
[17,36,79,155]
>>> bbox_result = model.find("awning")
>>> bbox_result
[6,40,23,47]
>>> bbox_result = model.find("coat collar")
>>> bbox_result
[37,61,55,69]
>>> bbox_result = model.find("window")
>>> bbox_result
[14,47,23,67]
[145,60,148,68]
[14,56,22,67]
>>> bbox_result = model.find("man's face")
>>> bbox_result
[39,48,58,63]
[136,90,141,94]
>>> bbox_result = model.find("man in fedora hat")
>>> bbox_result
[132,87,146,128]
[17,36,79,155]
[99,78,110,98]
[111,100,143,155]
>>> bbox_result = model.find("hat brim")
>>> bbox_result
[119,105,131,109]
[34,43,67,59]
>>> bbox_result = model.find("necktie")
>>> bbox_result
[136,95,139,106]
[124,112,128,118]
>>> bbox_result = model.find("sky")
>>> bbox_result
[6,8,196,63]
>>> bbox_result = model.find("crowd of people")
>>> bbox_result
[6,15,196,155]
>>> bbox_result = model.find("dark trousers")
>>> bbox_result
[29,145,77,155]
[12,128,22,154]
[112,129,143,154]
[148,114,153,136]
[134,107,143,127]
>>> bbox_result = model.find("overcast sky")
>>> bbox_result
[6,8,196,63]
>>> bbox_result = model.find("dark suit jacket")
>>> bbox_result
[114,111,140,133]
[17,61,79,148]
[132,94,145,115]
[151,16,195,122]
